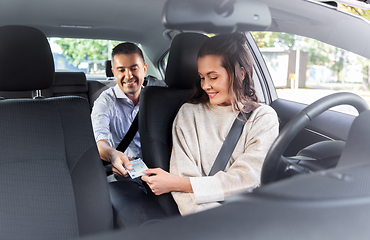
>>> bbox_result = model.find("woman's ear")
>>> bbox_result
[240,67,246,79]
[235,64,246,80]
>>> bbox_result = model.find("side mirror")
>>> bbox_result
[162,0,271,33]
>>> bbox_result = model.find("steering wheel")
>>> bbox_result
[261,92,369,185]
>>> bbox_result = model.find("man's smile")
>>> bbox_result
[122,79,138,86]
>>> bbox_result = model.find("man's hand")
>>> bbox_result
[141,168,193,195]
[110,150,133,177]
[97,140,132,176]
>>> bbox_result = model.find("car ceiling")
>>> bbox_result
[0,0,369,62]
[0,0,170,62]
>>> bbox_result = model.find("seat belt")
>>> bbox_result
[103,112,139,176]
[208,111,252,176]
[116,112,139,153]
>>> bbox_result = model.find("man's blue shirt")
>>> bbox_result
[91,84,141,159]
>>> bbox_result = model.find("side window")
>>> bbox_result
[251,32,370,115]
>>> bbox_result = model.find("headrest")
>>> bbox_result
[105,60,114,78]
[54,72,87,86]
[165,32,209,89]
[52,72,88,99]
[0,25,54,91]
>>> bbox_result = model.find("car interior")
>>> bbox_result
[1,0,370,239]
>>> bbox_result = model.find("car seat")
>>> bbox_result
[139,32,209,216]
[51,71,89,99]
[0,25,113,239]
[105,60,115,80]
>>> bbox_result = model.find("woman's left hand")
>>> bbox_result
[141,168,176,195]
[142,168,193,195]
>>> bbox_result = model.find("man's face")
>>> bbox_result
[112,53,147,96]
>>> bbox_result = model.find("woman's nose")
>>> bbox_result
[201,78,211,90]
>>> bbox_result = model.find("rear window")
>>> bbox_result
[49,38,122,79]
[49,38,162,80]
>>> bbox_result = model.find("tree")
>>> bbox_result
[251,32,295,49]
[55,38,121,67]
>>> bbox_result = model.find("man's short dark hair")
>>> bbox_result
[111,42,145,63]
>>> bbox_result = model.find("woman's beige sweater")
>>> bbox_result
[170,103,279,215]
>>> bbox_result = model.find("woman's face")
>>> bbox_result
[198,55,232,106]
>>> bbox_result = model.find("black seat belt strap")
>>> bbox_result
[116,112,139,153]
[208,111,252,176]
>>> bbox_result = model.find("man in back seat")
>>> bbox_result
[91,42,147,179]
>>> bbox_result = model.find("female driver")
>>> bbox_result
[142,32,279,215]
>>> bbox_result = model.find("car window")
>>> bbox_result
[49,38,161,80]
[251,31,370,115]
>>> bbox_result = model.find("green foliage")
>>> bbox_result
[55,38,121,67]
[301,39,348,81]
[251,32,295,48]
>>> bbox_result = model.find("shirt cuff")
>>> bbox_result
[190,176,224,204]
[95,136,111,146]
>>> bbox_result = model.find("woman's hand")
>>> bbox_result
[142,168,193,195]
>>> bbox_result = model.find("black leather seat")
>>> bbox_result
[0,25,113,239]
[139,32,209,216]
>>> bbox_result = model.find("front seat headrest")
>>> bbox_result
[105,60,114,78]
[165,32,209,89]
[0,25,55,91]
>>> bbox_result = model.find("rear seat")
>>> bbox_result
[0,90,33,99]
[88,79,116,109]
[49,71,116,110]
[0,71,107,110]
[49,72,89,99]
[0,61,166,110]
